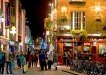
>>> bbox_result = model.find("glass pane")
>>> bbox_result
[70,12,85,30]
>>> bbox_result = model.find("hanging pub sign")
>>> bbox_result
[5,2,10,28]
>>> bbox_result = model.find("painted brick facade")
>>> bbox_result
[57,0,106,35]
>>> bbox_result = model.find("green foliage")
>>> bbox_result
[71,29,88,38]
[44,18,54,30]
[57,16,67,25]
[0,9,3,16]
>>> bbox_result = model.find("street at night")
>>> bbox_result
[0,0,106,75]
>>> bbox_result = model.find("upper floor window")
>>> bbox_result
[71,12,85,30]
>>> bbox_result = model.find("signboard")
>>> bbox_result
[5,2,10,28]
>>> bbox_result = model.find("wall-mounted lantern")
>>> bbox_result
[90,3,105,22]
[61,6,67,15]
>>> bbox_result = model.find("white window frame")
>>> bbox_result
[71,12,85,30]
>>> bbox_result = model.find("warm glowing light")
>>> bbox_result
[49,3,53,6]
[46,31,50,35]
[11,26,16,31]
[95,3,102,13]
[10,26,16,35]
[88,33,101,36]
[48,14,51,18]
[64,26,70,30]
[19,43,22,45]
[61,6,67,14]
[90,3,104,13]
[10,41,14,45]
[10,30,16,35]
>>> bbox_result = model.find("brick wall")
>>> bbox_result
[57,0,106,35]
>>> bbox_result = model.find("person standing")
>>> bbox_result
[53,51,58,70]
[39,51,47,70]
[20,54,26,68]
[47,50,53,70]
[19,53,26,73]
[0,49,5,74]
[28,52,34,68]
[16,53,21,68]
[66,51,71,67]
[6,52,13,74]
[33,52,38,67]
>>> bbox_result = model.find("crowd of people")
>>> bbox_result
[0,49,58,74]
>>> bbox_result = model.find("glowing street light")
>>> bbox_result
[10,26,16,35]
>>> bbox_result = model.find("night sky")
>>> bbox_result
[20,0,51,39]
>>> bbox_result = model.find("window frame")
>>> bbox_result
[70,11,86,30]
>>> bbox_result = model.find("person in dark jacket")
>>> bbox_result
[0,50,5,74]
[39,50,47,70]
[16,53,21,68]
[6,52,13,74]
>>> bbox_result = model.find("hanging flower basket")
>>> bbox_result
[70,29,88,39]
[57,16,68,25]
[44,18,54,30]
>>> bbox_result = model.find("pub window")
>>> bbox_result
[71,12,85,30]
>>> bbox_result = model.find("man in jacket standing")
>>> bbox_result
[39,50,47,70]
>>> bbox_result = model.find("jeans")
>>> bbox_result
[6,61,12,74]
[40,60,47,70]
[0,62,4,74]
[48,60,52,70]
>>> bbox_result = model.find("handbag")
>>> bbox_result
[23,64,28,72]
[53,62,57,67]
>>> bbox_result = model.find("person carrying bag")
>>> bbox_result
[20,54,28,73]
[53,51,58,70]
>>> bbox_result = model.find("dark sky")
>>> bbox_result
[20,0,51,39]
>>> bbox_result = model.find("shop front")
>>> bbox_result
[57,36,106,65]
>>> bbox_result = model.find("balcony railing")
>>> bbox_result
[69,0,86,3]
